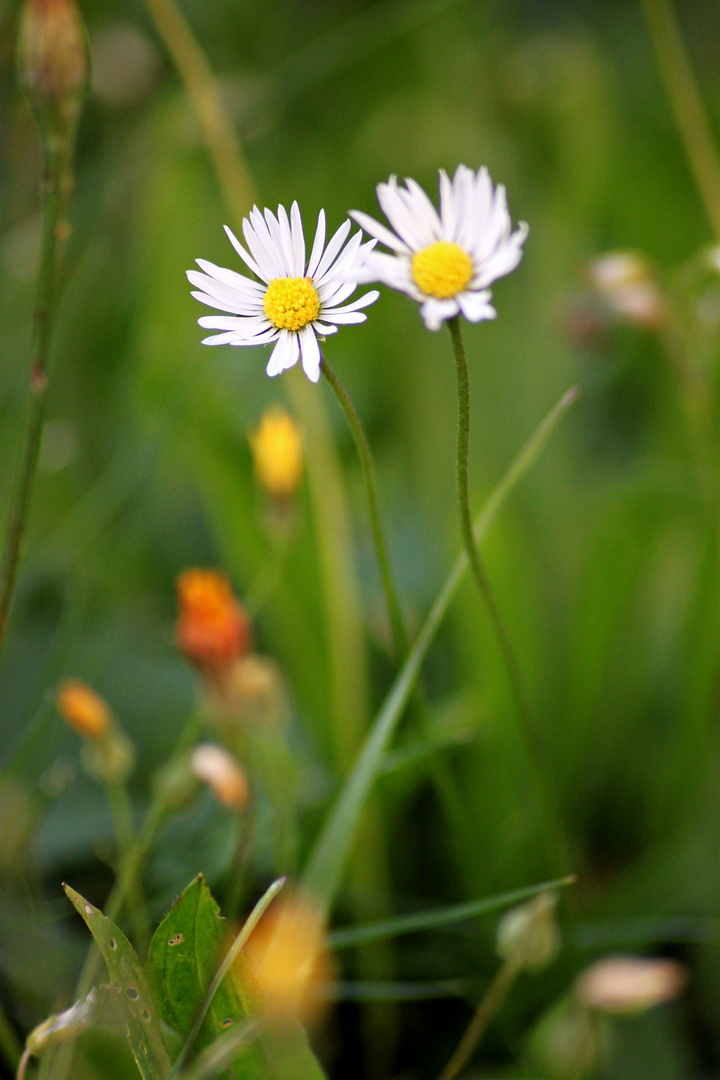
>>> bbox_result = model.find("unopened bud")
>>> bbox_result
[17,0,89,157]
[497,892,560,972]
[190,744,249,810]
[213,655,286,728]
[587,251,665,330]
[26,989,98,1055]
[575,955,687,1015]
[249,407,304,500]
[529,997,603,1080]
[57,680,112,740]
[81,727,135,785]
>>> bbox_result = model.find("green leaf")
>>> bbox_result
[146,875,265,1080]
[302,387,580,914]
[63,884,172,1080]
[328,877,575,951]
[146,875,327,1080]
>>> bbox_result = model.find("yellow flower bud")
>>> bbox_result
[190,744,249,810]
[249,407,304,500]
[57,680,112,740]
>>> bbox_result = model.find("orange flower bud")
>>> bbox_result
[190,744,249,810]
[246,892,331,1024]
[57,680,112,740]
[176,569,251,674]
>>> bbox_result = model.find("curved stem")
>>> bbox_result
[320,355,409,660]
[446,316,571,874]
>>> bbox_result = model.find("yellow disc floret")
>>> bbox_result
[411,241,474,299]
[263,276,320,332]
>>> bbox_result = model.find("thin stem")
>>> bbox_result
[320,355,409,659]
[446,316,571,874]
[437,958,521,1080]
[640,0,720,244]
[141,0,254,228]
[0,1001,21,1075]
[105,782,151,956]
[0,158,63,661]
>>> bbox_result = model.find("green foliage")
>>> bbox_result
[63,884,172,1080]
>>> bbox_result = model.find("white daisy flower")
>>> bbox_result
[188,202,380,383]
[350,165,528,332]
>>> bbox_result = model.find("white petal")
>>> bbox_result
[282,330,300,371]
[276,205,298,275]
[456,290,496,322]
[473,222,528,288]
[317,230,363,287]
[313,322,339,336]
[356,251,420,298]
[222,226,264,280]
[243,214,282,280]
[322,310,368,325]
[299,325,321,381]
[323,290,379,315]
[290,201,306,276]
[192,261,264,298]
[313,219,352,282]
[307,210,327,278]
[266,334,289,376]
[190,289,261,317]
[377,181,434,250]
[348,209,410,254]
[420,297,459,330]
[317,279,358,306]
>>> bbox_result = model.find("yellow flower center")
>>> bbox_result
[263,277,320,332]
[411,241,474,299]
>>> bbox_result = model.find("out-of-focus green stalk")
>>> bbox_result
[1,0,88,664]
[0,1001,21,1074]
[320,355,409,659]
[641,0,720,244]
[105,781,151,956]
[437,957,522,1080]
[140,0,254,227]
[0,168,60,661]
[446,316,571,875]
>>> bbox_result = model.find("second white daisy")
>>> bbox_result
[188,202,379,383]
[350,165,528,331]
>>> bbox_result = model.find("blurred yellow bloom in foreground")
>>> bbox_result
[246,893,331,1023]
[57,680,112,740]
[176,569,251,674]
[250,407,304,499]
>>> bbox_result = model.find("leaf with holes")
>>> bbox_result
[63,884,171,1080]
[146,874,326,1080]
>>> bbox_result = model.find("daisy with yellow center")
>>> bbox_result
[350,165,528,330]
[187,202,379,383]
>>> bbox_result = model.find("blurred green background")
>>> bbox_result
[2,0,720,1076]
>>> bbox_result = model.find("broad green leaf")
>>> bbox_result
[146,875,265,1080]
[146,875,326,1080]
[63,884,171,1080]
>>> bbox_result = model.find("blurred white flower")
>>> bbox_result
[351,165,528,331]
[575,955,687,1015]
[188,203,379,383]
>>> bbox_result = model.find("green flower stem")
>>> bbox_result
[437,956,522,1080]
[641,0,720,245]
[105,781,151,957]
[446,315,570,874]
[320,355,409,660]
[0,156,64,662]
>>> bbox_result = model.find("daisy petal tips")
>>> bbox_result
[350,165,528,332]
[187,202,380,383]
